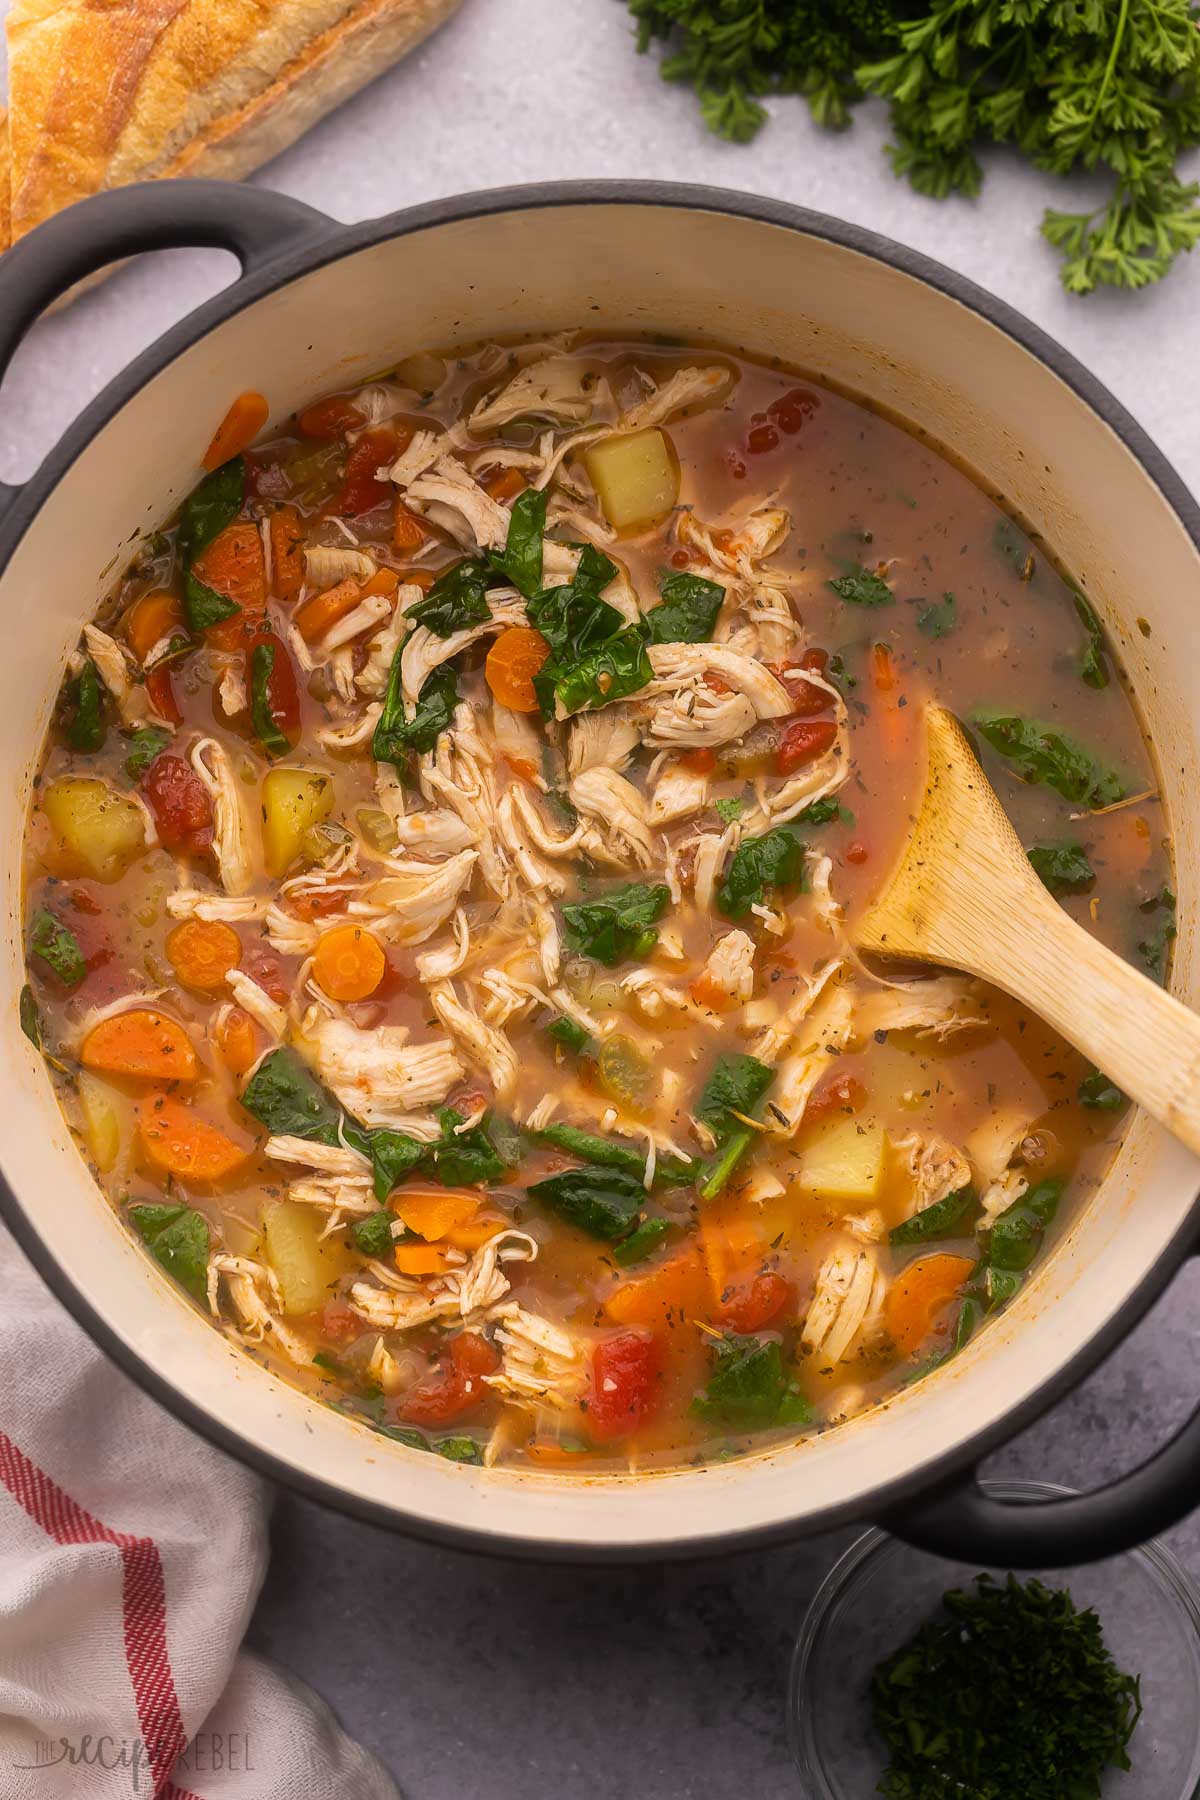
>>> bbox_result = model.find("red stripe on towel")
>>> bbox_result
[0,1427,193,1797]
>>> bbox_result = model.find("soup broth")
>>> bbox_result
[21,335,1169,1472]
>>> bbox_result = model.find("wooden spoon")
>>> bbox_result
[854,703,1200,1157]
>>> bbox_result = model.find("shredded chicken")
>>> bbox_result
[189,737,254,896]
[802,1245,887,1364]
[307,1016,462,1128]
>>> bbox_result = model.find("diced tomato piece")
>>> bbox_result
[725,450,747,482]
[746,413,780,456]
[715,1271,795,1334]
[767,387,820,434]
[321,1299,365,1342]
[670,548,691,570]
[845,841,869,866]
[145,663,181,725]
[772,663,830,715]
[69,887,101,916]
[245,630,301,744]
[800,647,828,674]
[776,717,838,775]
[242,942,291,1005]
[332,427,396,517]
[587,1330,660,1443]
[286,886,354,923]
[704,672,732,695]
[400,1331,500,1426]
[681,747,716,773]
[140,754,213,853]
[297,394,366,441]
[807,1070,867,1121]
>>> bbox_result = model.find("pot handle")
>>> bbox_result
[884,1404,1200,1566]
[0,180,334,515]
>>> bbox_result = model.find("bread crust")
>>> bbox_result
[5,0,462,245]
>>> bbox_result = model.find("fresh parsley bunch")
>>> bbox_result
[625,0,1200,292]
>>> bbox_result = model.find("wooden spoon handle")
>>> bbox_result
[966,891,1200,1157]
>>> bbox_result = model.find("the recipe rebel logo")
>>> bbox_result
[13,1730,255,1791]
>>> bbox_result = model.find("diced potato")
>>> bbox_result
[43,777,145,882]
[221,1216,264,1259]
[263,1199,353,1315]
[261,767,334,879]
[585,429,679,529]
[395,351,446,394]
[77,1073,122,1174]
[795,1117,887,1203]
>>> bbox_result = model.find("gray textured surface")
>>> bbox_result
[3,2,1200,1793]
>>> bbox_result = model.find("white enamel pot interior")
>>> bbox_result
[0,181,1197,1563]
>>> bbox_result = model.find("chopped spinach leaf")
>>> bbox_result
[351,1211,397,1258]
[125,726,172,780]
[1078,1070,1125,1111]
[795,796,850,827]
[403,557,495,636]
[1073,591,1110,689]
[1138,887,1176,983]
[828,565,892,607]
[312,1349,344,1376]
[183,568,241,633]
[422,1108,508,1187]
[526,568,622,664]
[550,625,653,717]
[714,796,744,824]
[527,1163,645,1241]
[532,1122,694,1185]
[546,1014,592,1055]
[19,984,42,1050]
[368,1130,426,1202]
[613,1217,672,1265]
[180,457,245,560]
[972,711,1124,810]
[249,642,290,757]
[986,1177,1064,1273]
[179,458,245,633]
[1027,840,1095,895]
[487,488,547,598]
[129,1201,210,1303]
[29,908,86,989]
[644,569,725,643]
[240,1047,370,1157]
[692,1335,811,1428]
[695,1053,774,1200]
[372,658,458,765]
[917,592,957,639]
[562,881,670,967]
[67,660,106,753]
[717,826,805,919]
[993,517,1035,578]
[436,1435,483,1464]
[890,1185,975,1247]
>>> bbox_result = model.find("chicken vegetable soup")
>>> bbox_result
[22,338,1169,1472]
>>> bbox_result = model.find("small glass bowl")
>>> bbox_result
[789,1480,1200,1799]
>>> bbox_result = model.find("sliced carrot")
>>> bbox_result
[215,1005,258,1077]
[445,1212,507,1251]
[126,590,186,663]
[166,919,241,992]
[194,522,267,652]
[362,568,400,600]
[202,390,269,472]
[870,640,912,761]
[312,925,387,1002]
[393,498,426,553]
[485,625,551,713]
[871,641,896,694]
[605,1246,707,1328]
[885,1253,975,1357]
[269,504,305,603]
[394,1243,452,1276]
[525,1441,593,1468]
[81,1008,197,1083]
[138,1095,248,1182]
[293,578,363,645]
[145,664,181,726]
[395,1189,480,1243]
[481,466,527,503]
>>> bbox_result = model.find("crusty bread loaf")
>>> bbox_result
[1,0,463,251]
